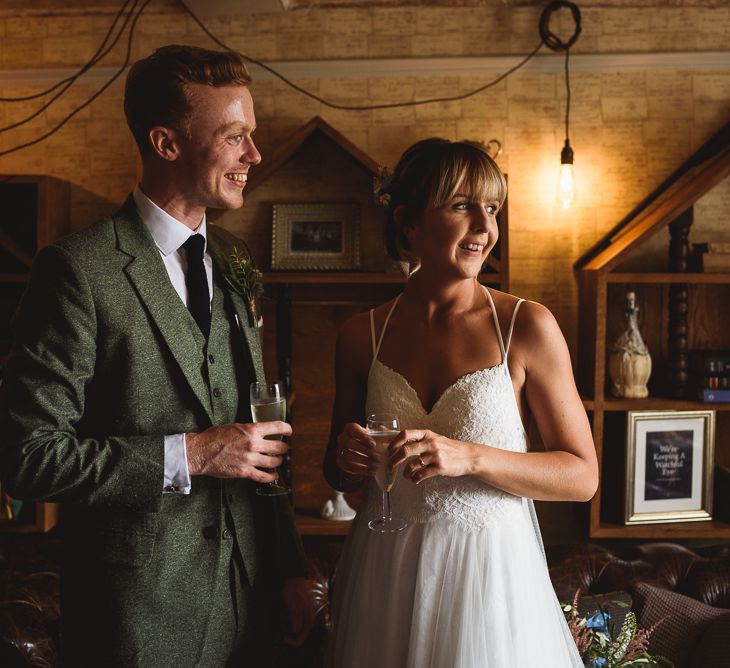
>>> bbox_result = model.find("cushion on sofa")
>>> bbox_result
[690,611,730,668]
[633,582,727,667]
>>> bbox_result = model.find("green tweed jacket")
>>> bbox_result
[0,197,307,667]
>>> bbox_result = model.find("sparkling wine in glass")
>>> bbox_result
[367,413,407,533]
[250,381,290,497]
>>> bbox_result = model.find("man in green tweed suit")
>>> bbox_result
[0,45,313,666]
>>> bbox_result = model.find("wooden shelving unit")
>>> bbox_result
[575,122,730,540]
[0,175,69,533]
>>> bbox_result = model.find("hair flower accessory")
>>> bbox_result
[225,244,264,327]
[373,166,394,207]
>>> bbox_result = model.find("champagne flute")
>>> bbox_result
[250,381,290,497]
[367,413,407,533]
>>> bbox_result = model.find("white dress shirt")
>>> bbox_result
[133,185,213,495]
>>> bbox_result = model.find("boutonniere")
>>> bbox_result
[225,244,264,327]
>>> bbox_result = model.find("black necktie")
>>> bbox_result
[183,234,211,338]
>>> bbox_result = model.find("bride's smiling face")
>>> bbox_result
[406,193,500,279]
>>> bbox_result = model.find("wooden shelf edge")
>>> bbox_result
[590,519,730,539]
[607,272,730,284]
[603,398,730,411]
[263,271,504,286]
[294,510,352,536]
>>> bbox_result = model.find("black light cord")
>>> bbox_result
[537,1,582,146]
[0,0,138,104]
[0,0,140,134]
[0,1,582,157]
[182,2,545,112]
[0,0,151,158]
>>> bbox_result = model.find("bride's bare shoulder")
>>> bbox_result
[338,299,399,362]
[487,288,561,346]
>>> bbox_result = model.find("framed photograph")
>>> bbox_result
[271,203,360,270]
[625,410,715,525]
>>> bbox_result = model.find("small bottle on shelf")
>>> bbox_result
[608,291,652,398]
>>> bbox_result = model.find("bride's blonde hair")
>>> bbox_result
[380,138,507,265]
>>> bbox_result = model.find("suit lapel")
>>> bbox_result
[207,227,264,384]
[114,198,214,420]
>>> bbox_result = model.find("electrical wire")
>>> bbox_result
[0,0,582,157]
[537,1,582,142]
[0,0,140,134]
[182,2,545,112]
[0,0,152,158]
[0,0,137,103]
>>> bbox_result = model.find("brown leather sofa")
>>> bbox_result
[1,537,728,667]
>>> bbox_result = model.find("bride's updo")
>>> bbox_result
[377,138,507,266]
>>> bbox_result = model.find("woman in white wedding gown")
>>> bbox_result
[323,138,597,668]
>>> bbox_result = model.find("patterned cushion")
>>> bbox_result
[633,582,727,667]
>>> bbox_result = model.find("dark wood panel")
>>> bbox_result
[689,284,730,350]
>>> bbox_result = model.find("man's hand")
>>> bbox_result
[281,576,319,646]
[186,421,291,482]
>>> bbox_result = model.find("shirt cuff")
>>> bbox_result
[163,433,192,494]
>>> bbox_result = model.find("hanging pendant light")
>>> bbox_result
[559,140,575,209]
[539,1,582,208]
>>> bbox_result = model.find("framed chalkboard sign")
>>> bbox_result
[625,410,715,525]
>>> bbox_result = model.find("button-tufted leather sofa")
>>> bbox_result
[1,537,728,667]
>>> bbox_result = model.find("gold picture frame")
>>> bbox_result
[271,203,360,271]
[625,410,715,525]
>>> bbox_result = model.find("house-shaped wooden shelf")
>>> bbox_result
[574,121,730,539]
[218,116,507,286]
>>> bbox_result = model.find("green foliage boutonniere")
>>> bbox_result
[225,244,264,327]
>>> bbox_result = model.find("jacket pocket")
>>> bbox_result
[67,526,157,569]
[94,527,156,568]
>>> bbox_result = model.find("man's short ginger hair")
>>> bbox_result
[124,44,251,157]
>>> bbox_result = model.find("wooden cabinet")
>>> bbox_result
[0,175,69,533]
[575,122,730,539]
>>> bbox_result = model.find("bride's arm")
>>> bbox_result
[388,301,598,502]
[323,313,378,492]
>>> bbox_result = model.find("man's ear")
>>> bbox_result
[148,126,181,161]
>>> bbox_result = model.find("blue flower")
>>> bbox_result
[585,611,610,632]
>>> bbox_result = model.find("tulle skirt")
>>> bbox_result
[328,505,583,668]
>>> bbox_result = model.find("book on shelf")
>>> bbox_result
[692,241,730,273]
[698,388,730,403]
[689,350,730,374]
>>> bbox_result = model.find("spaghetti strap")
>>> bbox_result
[505,299,526,358]
[371,295,401,363]
[482,287,507,361]
[369,309,377,358]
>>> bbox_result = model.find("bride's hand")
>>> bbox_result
[335,422,379,480]
[388,429,478,483]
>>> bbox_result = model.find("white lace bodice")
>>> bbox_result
[362,288,528,532]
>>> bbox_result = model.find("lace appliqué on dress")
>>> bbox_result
[363,361,528,532]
